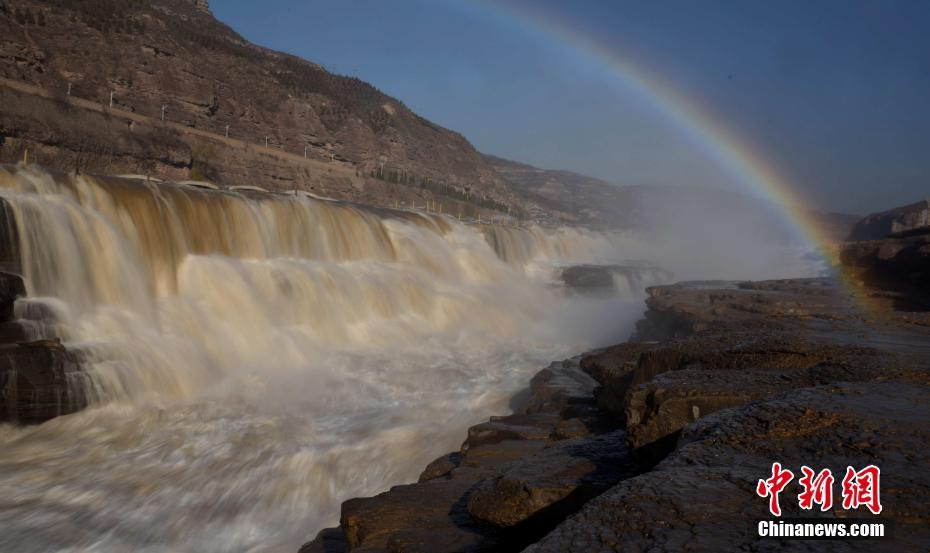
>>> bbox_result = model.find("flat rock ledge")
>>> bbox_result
[300,277,930,553]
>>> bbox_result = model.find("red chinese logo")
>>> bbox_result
[758,463,882,516]
[756,462,795,516]
[798,466,834,511]
[841,465,882,515]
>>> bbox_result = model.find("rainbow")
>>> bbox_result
[459,2,884,311]
[457,2,886,312]
[466,1,837,250]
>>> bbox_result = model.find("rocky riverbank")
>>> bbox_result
[302,235,930,552]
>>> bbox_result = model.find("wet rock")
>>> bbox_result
[302,275,930,552]
[559,265,615,291]
[558,264,672,295]
[578,342,656,423]
[466,431,636,529]
[299,528,347,553]
[340,477,494,553]
[519,358,600,419]
[526,379,930,553]
[0,320,32,343]
[0,271,25,320]
[464,413,560,449]
[841,228,930,309]
[0,266,85,424]
[418,452,462,483]
[0,341,86,424]
[550,418,592,441]
[296,354,625,553]
[634,278,847,341]
[621,336,888,464]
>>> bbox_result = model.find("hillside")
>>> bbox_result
[0,0,860,234]
[0,0,520,215]
[483,154,859,242]
[482,154,629,226]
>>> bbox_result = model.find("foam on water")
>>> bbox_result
[0,166,659,553]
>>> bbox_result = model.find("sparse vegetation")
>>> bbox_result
[0,0,508,214]
[0,136,24,162]
[39,0,146,34]
[369,168,514,214]
[190,142,218,181]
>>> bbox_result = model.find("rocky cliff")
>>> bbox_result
[0,1,863,230]
[841,226,930,310]
[0,0,525,217]
[301,204,930,552]
[847,199,930,241]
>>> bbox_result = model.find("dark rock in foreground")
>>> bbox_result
[0,271,86,424]
[527,377,930,553]
[840,228,930,309]
[528,276,929,552]
[0,340,87,424]
[301,358,633,553]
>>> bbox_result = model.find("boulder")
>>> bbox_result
[0,271,26,321]
[466,431,636,529]
[559,264,672,295]
[0,340,87,424]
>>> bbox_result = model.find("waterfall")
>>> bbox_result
[0,165,657,553]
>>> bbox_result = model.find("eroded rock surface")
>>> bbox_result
[558,264,673,295]
[300,358,632,553]
[841,228,930,309]
[300,265,930,552]
[847,199,929,241]
[526,378,930,552]
[0,271,86,424]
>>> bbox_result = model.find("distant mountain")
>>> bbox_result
[484,153,860,242]
[482,154,629,226]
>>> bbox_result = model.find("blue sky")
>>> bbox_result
[212,0,930,214]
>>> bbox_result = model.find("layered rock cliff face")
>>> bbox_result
[848,199,930,241]
[302,218,930,552]
[0,0,527,216]
[528,278,930,552]
[841,227,930,310]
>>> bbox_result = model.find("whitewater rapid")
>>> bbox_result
[0,166,656,553]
